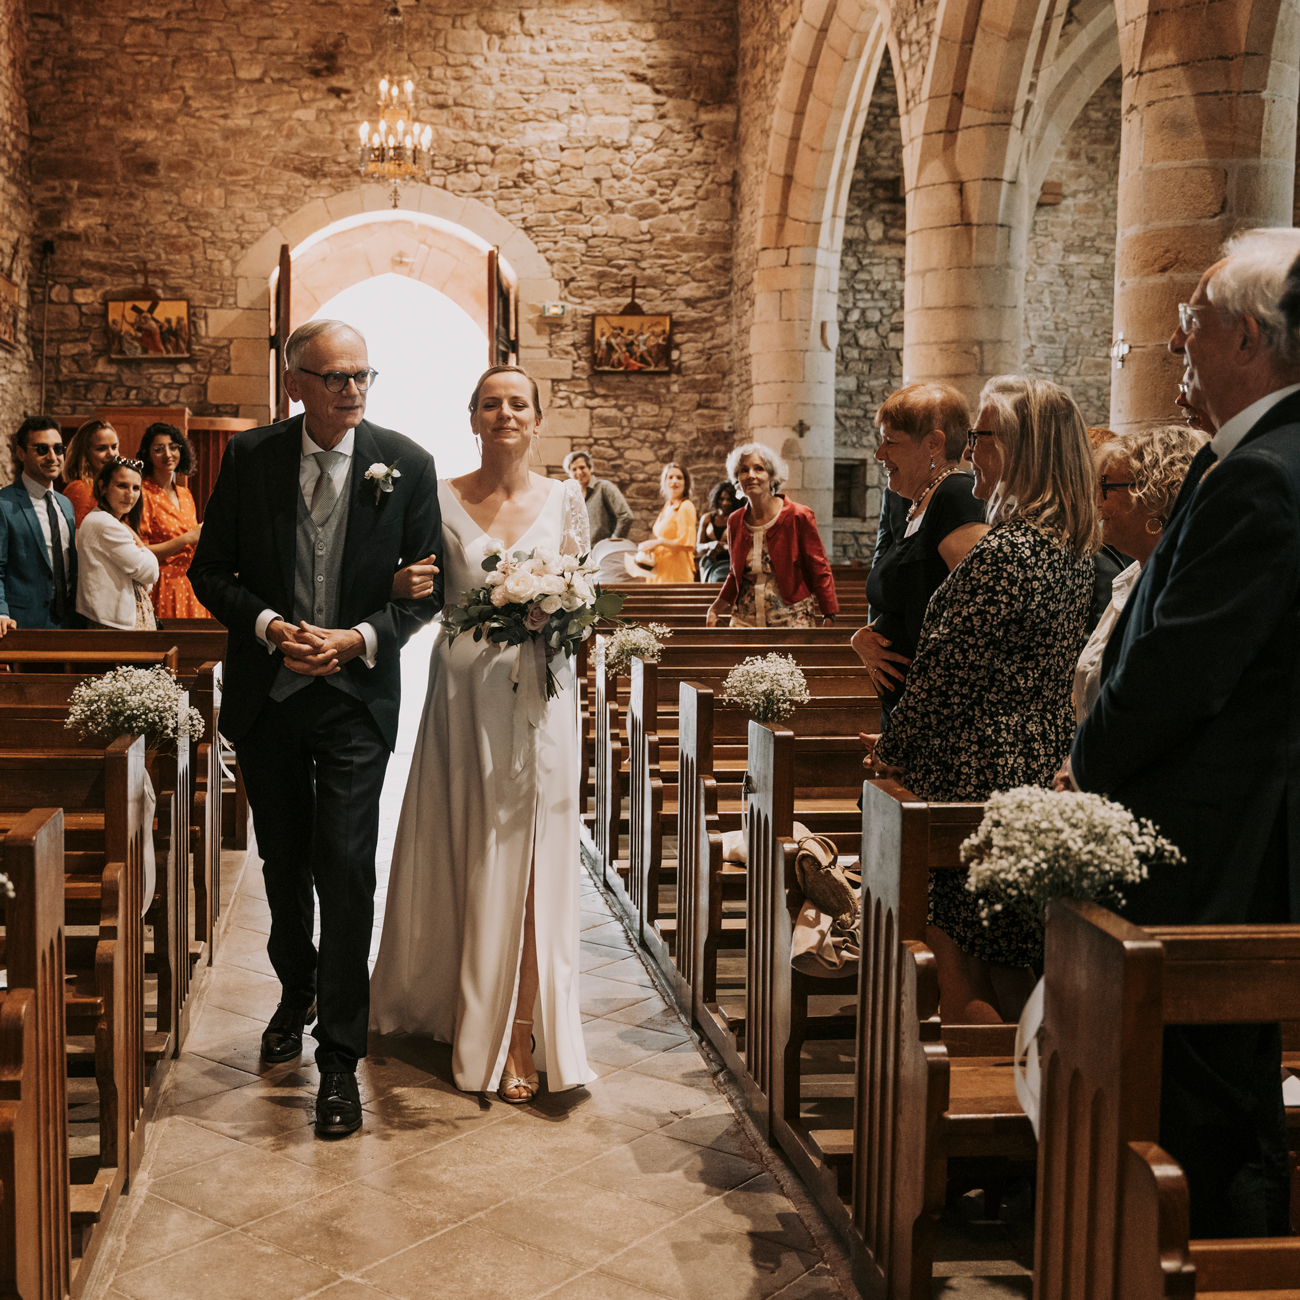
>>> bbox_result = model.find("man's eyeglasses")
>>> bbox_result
[33,443,65,457]
[966,429,996,452]
[297,367,379,393]
[1099,477,1134,499]
[1177,303,1202,334]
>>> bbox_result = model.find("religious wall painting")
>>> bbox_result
[0,274,20,351]
[592,313,671,373]
[107,297,191,359]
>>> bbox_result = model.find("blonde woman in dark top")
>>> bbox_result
[865,376,1099,1023]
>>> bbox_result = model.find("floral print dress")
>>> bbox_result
[874,518,1095,966]
[731,514,821,628]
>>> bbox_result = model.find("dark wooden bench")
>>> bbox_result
[0,627,226,681]
[1035,899,1300,1299]
[0,647,179,675]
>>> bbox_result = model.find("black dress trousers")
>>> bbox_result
[234,678,390,1073]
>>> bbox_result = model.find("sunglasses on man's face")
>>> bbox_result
[33,443,65,457]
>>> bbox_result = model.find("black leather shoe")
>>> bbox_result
[315,1071,362,1139]
[260,1000,315,1064]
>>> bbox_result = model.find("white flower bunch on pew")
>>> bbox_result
[598,622,672,677]
[961,785,1183,929]
[65,665,205,751]
[721,653,811,724]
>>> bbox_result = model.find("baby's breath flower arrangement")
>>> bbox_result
[599,622,671,677]
[721,653,811,724]
[961,786,1183,929]
[65,665,205,750]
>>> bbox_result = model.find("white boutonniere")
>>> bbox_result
[364,459,401,503]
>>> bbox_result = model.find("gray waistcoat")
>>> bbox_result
[270,463,359,702]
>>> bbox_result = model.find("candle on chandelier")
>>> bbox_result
[359,121,368,145]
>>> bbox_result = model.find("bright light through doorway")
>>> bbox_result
[291,272,488,479]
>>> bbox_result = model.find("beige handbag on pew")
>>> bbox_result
[791,832,861,978]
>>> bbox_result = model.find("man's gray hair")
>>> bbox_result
[284,319,366,373]
[1213,228,1300,371]
[563,449,593,472]
[725,441,788,494]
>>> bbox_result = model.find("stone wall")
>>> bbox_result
[1022,70,1121,428]
[0,0,37,477]
[833,54,902,562]
[24,0,738,536]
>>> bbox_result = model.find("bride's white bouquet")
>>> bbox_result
[961,785,1184,929]
[443,541,625,698]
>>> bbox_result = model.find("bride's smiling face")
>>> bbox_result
[471,372,541,449]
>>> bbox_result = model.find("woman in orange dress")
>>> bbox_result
[60,419,119,526]
[137,422,211,619]
[637,462,697,583]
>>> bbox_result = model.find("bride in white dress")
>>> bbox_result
[370,366,596,1101]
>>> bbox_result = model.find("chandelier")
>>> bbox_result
[355,4,433,208]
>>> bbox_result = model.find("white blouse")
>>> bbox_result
[1072,559,1141,723]
[76,510,159,630]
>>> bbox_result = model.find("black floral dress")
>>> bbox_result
[873,519,1095,966]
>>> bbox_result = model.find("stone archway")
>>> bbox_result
[205,183,563,441]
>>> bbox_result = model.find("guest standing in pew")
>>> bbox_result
[1069,228,1300,1238]
[864,377,1098,1022]
[853,383,988,720]
[138,422,211,620]
[76,456,159,630]
[190,319,443,1141]
[1083,427,1132,634]
[636,462,697,582]
[1064,424,1208,725]
[706,444,838,627]
[564,448,633,545]
[0,416,77,637]
[696,479,739,583]
[60,419,119,527]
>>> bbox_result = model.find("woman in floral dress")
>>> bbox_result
[138,422,211,619]
[706,443,838,628]
[865,377,1098,1023]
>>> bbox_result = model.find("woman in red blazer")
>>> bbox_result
[706,443,838,627]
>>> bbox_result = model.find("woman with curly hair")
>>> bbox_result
[1068,423,1210,723]
[61,419,119,526]
[138,421,211,619]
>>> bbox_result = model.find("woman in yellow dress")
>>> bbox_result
[638,462,697,583]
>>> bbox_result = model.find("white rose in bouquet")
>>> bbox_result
[484,538,506,557]
[560,592,584,612]
[485,569,506,587]
[539,594,563,614]
[490,584,511,607]
[560,555,581,573]
[571,575,593,603]
[537,573,566,597]
[503,569,540,603]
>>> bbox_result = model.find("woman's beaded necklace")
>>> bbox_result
[905,466,960,524]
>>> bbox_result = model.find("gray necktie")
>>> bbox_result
[310,450,342,524]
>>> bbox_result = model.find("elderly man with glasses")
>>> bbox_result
[191,318,443,1141]
[0,415,78,635]
[1070,228,1300,1239]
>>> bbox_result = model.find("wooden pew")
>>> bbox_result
[1035,899,1300,1300]
[189,663,221,960]
[0,738,151,1192]
[0,628,226,681]
[0,647,179,675]
[850,779,1033,1300]
[0,809,73,1300]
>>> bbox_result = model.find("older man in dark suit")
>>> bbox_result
[191,319,442,1138]
[1071,228,1300,1237]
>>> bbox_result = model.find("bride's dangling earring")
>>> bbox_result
[474,433,482,458]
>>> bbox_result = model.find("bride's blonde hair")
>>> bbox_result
[468,366,543,418]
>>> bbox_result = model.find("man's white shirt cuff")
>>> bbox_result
[354,622,378,668]
[255,608,280,653]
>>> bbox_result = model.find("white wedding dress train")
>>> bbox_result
[369,477,596,1094]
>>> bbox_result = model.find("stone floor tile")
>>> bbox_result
[769,1263,848,1297]
[578,1067,721,1132]
[628,1041,722,1091]
[244,1183,440,1272]
[659,1100,762,1161]
[217,925,278,978]
[931,1279,1033,1298]
[579,973,655,1019]
[112,1193,228,1273]
[476,1173,679,1267]
[579,940,627,972]
[603,997,692,1035]
[691,1172,818,1251]
[592,954,660,991]
[142,1116,251,1180]
[308,1284,399,1300]
[223,891,272,933]
[360,1222,581,1300]
[581,920,635,949]
[161,1054,260,1111]
[582,1017,692,1068]
[201,965,283,1022]
[169,1076,318,1144]
[543,1275,667,1300]
[187,1035,319,1081]
[149,1141,344,1227]
[112,1228,339,1300]
[570,1129,763,1213]
[254,1105,456,1176]
[180,1004,267,1056]
[598,1217,819,1300]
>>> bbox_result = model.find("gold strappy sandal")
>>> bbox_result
[498,1017,539,1105]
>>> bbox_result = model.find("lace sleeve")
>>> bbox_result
[561,478,591,556]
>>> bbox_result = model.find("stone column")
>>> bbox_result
[1110,0,1300,430]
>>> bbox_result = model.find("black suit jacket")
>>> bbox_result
[189,415,443,750]
[1071,389,1300,926]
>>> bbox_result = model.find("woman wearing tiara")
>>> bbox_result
[370,365,596,1103]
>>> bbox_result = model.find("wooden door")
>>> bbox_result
[271,243,291,420]
[486,248,517,366]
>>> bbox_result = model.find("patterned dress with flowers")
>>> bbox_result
[138,477,212,619]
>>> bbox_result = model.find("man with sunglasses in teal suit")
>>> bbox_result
[0,416,77,635]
